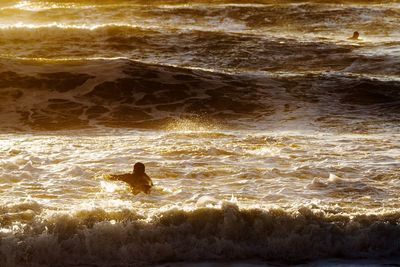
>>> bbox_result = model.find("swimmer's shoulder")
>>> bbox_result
[132,173,152,185]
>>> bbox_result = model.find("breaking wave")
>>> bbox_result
[1,203,400,267]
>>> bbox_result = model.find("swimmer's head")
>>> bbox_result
[352,31,359,39]
[133,162,145,174]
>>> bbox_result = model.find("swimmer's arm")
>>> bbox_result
[108,173,131,183]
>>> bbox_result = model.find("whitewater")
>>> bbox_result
[0,1,399,266]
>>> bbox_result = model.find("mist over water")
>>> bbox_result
[0,1,400,266]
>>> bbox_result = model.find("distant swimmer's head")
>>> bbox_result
[133,162,145,174]
[349,31,360,40]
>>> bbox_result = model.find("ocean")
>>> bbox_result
[0,0,399,266]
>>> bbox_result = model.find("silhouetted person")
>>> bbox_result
[349,31,360,40]
[109,162,153,194]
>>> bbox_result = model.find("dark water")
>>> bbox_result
[0,0,398,131]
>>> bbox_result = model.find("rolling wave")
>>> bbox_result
[1,3,398,39]
[0,23,397,75]
[0,58,398,131]
[0,1,399,34]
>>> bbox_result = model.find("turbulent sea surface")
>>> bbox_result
[0,1,400,266]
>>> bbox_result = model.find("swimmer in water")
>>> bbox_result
[109,162,153,194]
[348,31,360,40]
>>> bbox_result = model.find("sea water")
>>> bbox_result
[0,1,399,266]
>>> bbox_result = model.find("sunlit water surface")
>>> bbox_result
[1,126,399,217]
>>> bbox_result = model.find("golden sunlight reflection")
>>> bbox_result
[0,22,146,30]
[164,117,219,133]
[9,0,137,11]
[11,1,89,11]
